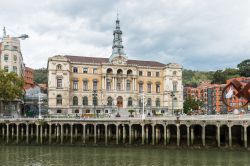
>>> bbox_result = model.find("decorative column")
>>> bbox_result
[16,124,19,144]
[141,124,145,145]
[164,124,167,146]
[155,126,159,144]
[82,124,86,144]
[187,125,190,147]
[2,125,5,140]
[61,124,64,144]
[176,124,180,147]
[105,124,108,145]
[11,125,14,139]
[97,125,100,140]
[116,124,119,145]
[244,125,247,148]
[191,126,194,145]
[40,125,43,144]
[152,124,155,145]
[26,124,29,144]
[57,124,60,143]
[167,126,170,144]
[123,125,126,144]
[6,124,9,144]
[129,124,132,144]
[31,125,34,139]
[217,124,220,148]
[228,125,232,148]
[145,125,149,144]
[70,124,73,144]
[94,124,97,145]
[202,125,205,147]
[49,124,52,144]
[21,126,24,140]
[36,124,39,144]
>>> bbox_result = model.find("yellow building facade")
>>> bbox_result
[47,18,183,116]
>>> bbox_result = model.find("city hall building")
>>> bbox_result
[47,18,183,116]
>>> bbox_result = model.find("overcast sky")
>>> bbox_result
[1,0,250,70]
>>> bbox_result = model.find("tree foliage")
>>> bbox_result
[0,70,24,101]
[183,69,214,86]
[34,68,48,84]
[237,59,250,77]
[183,97,204,114]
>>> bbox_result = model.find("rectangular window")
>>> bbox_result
[139,71,143,76]
[156,84,160,93]
[147,72,151,77]
[13,66,17,73]
[117,82,121,91]
[57,78,62,88]
[83,67,88,73]
[14,55,17,62]
[12,46,18,51]
[83,80,88,91]
[4,54,8,61]
[126,81,131,91]
[93,81,98,90]
[156,72,160,77]
[4,45,9,50]
[4,66,8,72]
[147,83,152,93]
[106,79,111,91]
[73,80,78,90]
[73,67,78,73]
[93,68,97,74]
[139,83,143,93]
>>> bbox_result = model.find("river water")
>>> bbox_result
[0,146,249,166]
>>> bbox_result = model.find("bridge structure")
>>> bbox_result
[0,115,250,148]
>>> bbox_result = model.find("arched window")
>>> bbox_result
[83,96,88,106]
[127,69,133,75]
[128,97,133,106]
[156,98,160,107]
[147,98,152,107]
[107,68,113,74]
[173,71,177,76]
[73,96,78,106]
[56,95,62,105]
[107,96,113,106]
[117,69,123,75]
[57,64,62,70]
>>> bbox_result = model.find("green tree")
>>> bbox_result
[237,59,250,77]
[34,68,48,84]
[0,70,24,113]
[212,70,226,84]
[183,97,204,114]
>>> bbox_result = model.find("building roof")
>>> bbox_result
[65,55,166,67]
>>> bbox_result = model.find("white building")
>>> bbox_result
[47,18,183,116]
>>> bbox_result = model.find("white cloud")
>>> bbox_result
[0,0,250,70]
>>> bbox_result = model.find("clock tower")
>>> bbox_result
[109,16,127,65]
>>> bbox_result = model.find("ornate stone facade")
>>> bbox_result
[47,18,183,116]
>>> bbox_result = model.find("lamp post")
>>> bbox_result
[170,91,175,116]
[92,90,97,118]
[38,92,42,119]
[140,91,146,120]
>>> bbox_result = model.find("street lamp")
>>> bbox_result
[38,92,42,119]
[170,91,175,116]
[92,90,97,118]
[139,91,146,120]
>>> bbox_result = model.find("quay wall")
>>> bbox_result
[0,116,249,148]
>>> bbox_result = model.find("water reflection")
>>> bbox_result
[0,146,249,166]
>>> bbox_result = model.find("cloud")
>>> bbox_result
[0,0,250,70]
